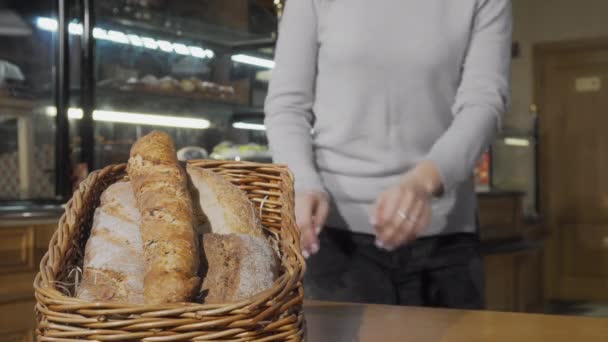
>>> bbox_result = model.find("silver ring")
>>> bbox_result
[398,210,415,223]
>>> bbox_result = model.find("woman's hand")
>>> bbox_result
[295,190,330,258]
[372,161,443,250]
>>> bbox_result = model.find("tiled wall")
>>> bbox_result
[0,144,54,199]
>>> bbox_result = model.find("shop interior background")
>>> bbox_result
[0,0,607,338]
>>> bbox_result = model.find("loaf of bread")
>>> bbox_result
[187,165,264,237]
[200,233,279,303]
[77,181,145,304]
[127,131,200,304]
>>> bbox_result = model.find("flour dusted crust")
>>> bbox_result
[200,233,279,303]
[127,131,200,304]
[186,165,264,237]
[77,181,145,304]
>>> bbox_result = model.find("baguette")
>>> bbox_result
[127,131,200,304]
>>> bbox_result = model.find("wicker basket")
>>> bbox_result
[34,160,306,341]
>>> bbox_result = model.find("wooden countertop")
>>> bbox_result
[304,301,608,341]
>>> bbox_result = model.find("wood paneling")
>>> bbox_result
[0,300,36,341]
[484,253,516,312]
[0,227,34,274]
[535,38,608,301]
[478,194,523,241]
[484,248,543,313]
[0,223,56,339]
[0,331,34,342]
[515,249,543,312]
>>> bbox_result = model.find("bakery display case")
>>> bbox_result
[0,1,280,202]
[29,0,279,199]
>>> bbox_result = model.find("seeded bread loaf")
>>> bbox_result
[200,233,279,303]
[127,131,200,304]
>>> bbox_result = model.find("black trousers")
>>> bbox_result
[304,228,485,309]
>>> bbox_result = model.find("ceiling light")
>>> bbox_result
[92,27,108,40]
[45,106,83,119]
[68,22,83,35]
[36,17,57,31]
[504,138,530,147]
[157,40,173,52]
[35,17,217,61]
[173,43,190,55]
[232,122,266,131]
[107,30,129,44]
[94,110,209,129]
[188,46,207,58]
[45,107,210,129]
[231,54,275,69]
[141,37,158,50]
[127,34,142,46]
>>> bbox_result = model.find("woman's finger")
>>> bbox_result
[393,198,425,247]
[374,188,401,228]
[295,193,319,257]
[373,189,401,246]
[312,194,330,235]
[382,190,418,248]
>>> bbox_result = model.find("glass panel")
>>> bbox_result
[0,3,56,201]
[90,0,277,166]
[492,135,538,218]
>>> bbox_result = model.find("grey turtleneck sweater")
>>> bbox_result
[264,0,512,236]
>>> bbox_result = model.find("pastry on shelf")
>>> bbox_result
[180,78,197,92]
[218,85,235,99]
[210,141,271,162]
[158,76,178,91]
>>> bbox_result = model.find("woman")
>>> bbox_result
[265,0,511,308]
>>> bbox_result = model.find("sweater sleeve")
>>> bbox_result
[426,0,512,193]
[264,0,324,193]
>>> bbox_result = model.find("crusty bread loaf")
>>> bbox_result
[187,165,264,237]
[77,181,145,304]
[200,233,279,303]
[127,131,200,304]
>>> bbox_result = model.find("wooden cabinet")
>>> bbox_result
[515,248,543,312]
[478,192,524,241]
[0,301,36,342]
[484,253,516,311]
[478,192,545,313]
[0,221,57,339]
[483,248,543,313]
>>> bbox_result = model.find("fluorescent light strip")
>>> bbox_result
[35,17,214,59]
[45,107,210,129]
[157,40,173,52]
[232,122,266,131]
[231,54,275,69]
[189,46,214,58]
[36,17,267,67]
[68,22,83,35]
[173,43,190,55]
[36,17,57,31]
[107,30,129,44]
[92,27,108,40]
[128,34,143,46]
[141,37,158,50]
[504,138,530,147]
